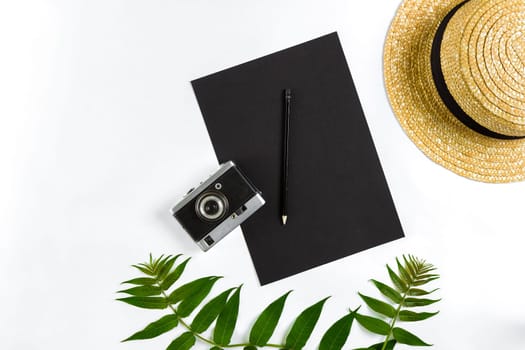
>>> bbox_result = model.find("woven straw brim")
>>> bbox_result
[384,0,525,183]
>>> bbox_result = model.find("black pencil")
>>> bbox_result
[281,89,292,225]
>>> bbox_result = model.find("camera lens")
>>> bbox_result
[204,200,220,216]
[196,192,228,221]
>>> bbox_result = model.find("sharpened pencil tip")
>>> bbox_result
[282,215,287,225]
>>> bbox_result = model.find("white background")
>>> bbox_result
[2,1,525,349]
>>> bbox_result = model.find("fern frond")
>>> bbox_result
[119,253,440,350]
[356,255,440,349]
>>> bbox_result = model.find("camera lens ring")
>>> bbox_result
[195,191,228,222]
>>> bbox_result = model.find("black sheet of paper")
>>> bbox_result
[192,32,404,285]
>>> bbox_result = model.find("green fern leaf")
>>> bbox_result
[166,331,195,350]
[387,265,407,292]
[117,296,167,309]
[396,258,411,283]
[161,258,190,290]
[403,255,416,278]
[168,276,220,305]
[403,297,440,307]
[158,255,181,280]
[407,288,438,296]
[354,339,396,350]
[354,313,390,335]
[413,277,440,286]
[399,310,439,322]
[249,291,291,346]
[360,255,440,349]
[122,314,178,341]
[121,277,157,285]
[392,327,431,346]
[117,285,161,297]
[191,288,234,333]
[319,311,355,350]
[358,293,396,318]
[151,255,168,273]
[370,279,402,304]
[284,297,328,349]
[177,276,221,317]
[213,286,241,346]
[132,264,154,276]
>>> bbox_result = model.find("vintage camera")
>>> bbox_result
[171,161,265,251]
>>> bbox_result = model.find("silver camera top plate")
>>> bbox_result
[171,160,235,215]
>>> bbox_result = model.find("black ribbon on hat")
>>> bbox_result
[430,0,525,140]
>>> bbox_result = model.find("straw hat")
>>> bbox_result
[384,0,525,182]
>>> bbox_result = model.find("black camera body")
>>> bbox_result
[171,161,265,251]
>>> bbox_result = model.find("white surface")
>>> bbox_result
[1,1,525,349]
